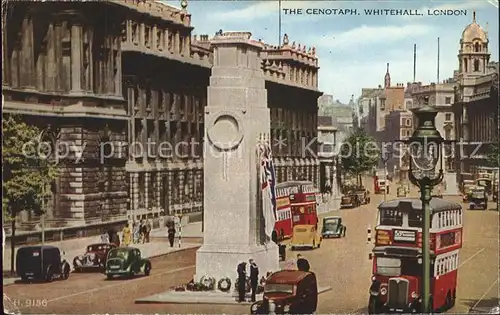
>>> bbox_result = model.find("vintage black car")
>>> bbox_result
[469,188,488,210]
[340,192,360,208]
[105,247,151,279]
[16,245,70,282]
[321,216,346,238]
[250,270,318,314]
[73,243,116,272]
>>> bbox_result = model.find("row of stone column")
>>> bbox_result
[287,65,318,88]
[4,13,121,95]
[128,168,203,214]
[125,20,189,56]
[471,107,495,142]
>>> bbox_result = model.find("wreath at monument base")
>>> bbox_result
[217,277,232,292]
[185,279,203,291]
[200,275,216,291]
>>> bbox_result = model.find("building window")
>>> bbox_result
[406,119,411,126]
[445,113,452,121]
[445,97,451,104]
[474,59,480,72]
[474,42,480,52]
[380,100,385,111]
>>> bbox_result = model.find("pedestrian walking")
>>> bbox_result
[178,225,182,248]
[249,259,259,302]
[132,222,140,244]
[167,225,176,247]
[237,262,247,302]
[296,254,310,272]
[145,219,152,243]
[122,223,131,247]
[139,220,146,243]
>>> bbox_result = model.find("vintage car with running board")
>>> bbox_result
[250,270,318,314]
[469,187,488,210]
[16,245,70,282]
[321,216,346,238]
[290,225,322,250]
[105,247,151,279]
[340,191,360,208]
[73,243,116,272]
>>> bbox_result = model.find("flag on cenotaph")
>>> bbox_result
[259,140,277,239]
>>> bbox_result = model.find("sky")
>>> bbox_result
[164,0,499,104]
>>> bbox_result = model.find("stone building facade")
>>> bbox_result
[411,80,457,180]
[382,110,413,181]
[451,13,499,181]
[2,0,321,228]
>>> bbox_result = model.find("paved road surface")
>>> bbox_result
[3,192,498,314]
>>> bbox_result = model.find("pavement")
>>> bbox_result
[136,286,332,305]
[150,221,203,238]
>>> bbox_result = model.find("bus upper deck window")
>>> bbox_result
[408,211,422,228]
[380,209,403,226]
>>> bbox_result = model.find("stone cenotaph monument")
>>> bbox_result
[194,32,279,282]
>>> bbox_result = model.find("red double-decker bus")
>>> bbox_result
[276,181,318,227]
[273,188,293,241]
[368,198,463,314]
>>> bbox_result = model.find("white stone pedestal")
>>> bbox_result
[195,32,278,282]
[443,172,460,196]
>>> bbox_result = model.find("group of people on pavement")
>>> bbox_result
[121,220,152,247]
[236,254,311,303]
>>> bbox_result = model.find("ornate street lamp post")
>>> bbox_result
[405,105,445,313]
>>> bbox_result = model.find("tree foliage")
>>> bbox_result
[340,128,380,181]
[486,144,500,168]
[2,114,58,219]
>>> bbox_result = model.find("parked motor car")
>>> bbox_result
[16,245,70,282]
[290,225,322,250]
[73,243,116,272]
[469,187,488,210]
[250,270,318,314]
[105,247,151,279]
[340,191,360,208]
[321,216,346,238]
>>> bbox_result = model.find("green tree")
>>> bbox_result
[486,144,500,168]
[2,114,57,272]
[340,128,380,186]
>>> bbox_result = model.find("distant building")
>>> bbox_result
[360,86,384,137]
[382,109,413,181]
[411,80,456,172]
[317,116,338,194]
[318,95,355,148]
[452,13,498,181]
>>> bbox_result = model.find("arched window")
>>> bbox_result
[474,42,480,52]
[464,58,468,72]
[474,59,480,72]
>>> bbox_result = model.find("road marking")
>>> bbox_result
[46,265,195,304]
[459,248,485,268]
[471,278,499,310]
